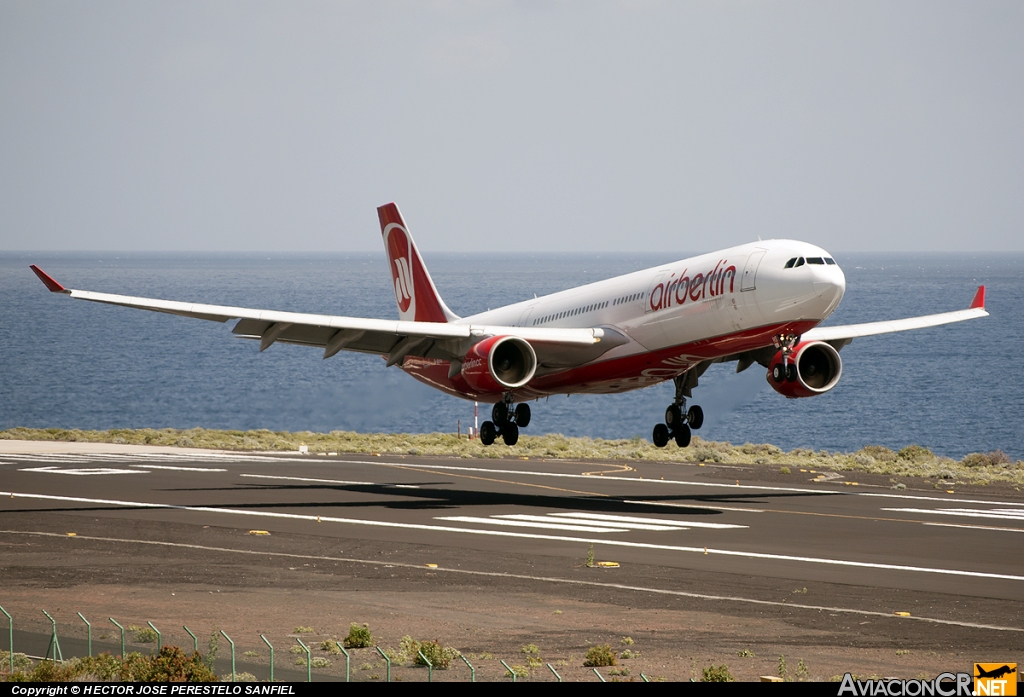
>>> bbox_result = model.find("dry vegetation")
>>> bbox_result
[2,427,1021,487]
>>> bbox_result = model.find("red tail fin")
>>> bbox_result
[377,203,459,323]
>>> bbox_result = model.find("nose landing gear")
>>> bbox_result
[480,394,531,447]
[653,374,704,448]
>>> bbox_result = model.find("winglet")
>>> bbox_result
[969,285,985,310]
[29,265,68,293]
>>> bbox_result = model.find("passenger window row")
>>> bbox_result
[532,293,645,326]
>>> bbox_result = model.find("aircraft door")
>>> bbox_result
[740,250,766,292]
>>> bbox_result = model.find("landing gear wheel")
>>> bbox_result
[687,405,704,430]
[786,364,798,382]
[652,423,669,448]
[492,402,509,425]
[502,422,519,446]
[514,403,531,428]
[480,421,496,446]
[674,423,691,448]
[772,364,785,383]
[665,404,682,428]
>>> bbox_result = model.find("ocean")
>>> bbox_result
[1,251,1021,460]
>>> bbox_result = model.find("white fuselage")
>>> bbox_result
[458,240,846,365]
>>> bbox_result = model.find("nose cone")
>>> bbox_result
[812,260,845,317]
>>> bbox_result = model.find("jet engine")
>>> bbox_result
[461,335,537,393]
[766,340,843,398]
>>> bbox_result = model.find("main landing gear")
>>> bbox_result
[480,394,531,447]
[653,374,704,448]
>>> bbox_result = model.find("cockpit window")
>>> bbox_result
[784,257,797,269]
[825,257,836,265]
[807,257,825,265]
[794,257,805,267]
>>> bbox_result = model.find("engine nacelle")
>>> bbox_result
[766,340,843,398]
[461,335,537,393]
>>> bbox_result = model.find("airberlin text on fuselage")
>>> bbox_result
[647,260,737,314]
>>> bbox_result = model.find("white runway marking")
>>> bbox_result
[924,523,1024,533]
[884,505,1024,521]
[18,466,144,476]
[129,465,227,472]
[551,512,745,529]
[4,489,1023,583]
[240,474,376,486]
[502,514,681,531]
[625,500,765,513]
[436,516,628,533]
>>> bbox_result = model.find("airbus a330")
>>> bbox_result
[31,203,988,447]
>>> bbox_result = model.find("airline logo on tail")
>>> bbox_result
[386,224,415,313]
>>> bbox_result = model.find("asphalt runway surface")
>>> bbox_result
[2,446,1022,680]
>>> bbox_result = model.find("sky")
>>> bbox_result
[1,1,1022,254]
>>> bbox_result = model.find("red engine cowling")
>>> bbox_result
[461,335,538,394]
[766,340,843,398]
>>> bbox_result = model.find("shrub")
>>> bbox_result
[415,640,460,669]
[701,664,735,682]
[898,445,933,462]
[583,644,617,667]
[293,626,315,634]
[779,467,791,475]
[345,623,373,648]
[127,624,159,644]
[620,637,634,646]
[122,647,217,682]
[319,640,342,655]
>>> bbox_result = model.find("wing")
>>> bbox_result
[678,286,988,396]
[29,265,626,367]
[802,286,988,349]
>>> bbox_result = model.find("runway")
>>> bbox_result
[2,445,1021,680]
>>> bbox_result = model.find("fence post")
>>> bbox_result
[547,663,562,682]
[220,630,235,682]
[261,635,274,682]
[593,667,606,682]
[417,650,433,683]
[42,610,62,663]
[640,672,651,682]
[501,659,517,683]
[148,622,161,653]
[334,641,350,683]
[296,638,311,683]
[374,645,391,683]
[460,654,476,683]
[0,607,12,674]
[183,625,198,654]
[77,613,92,657]
[109,618,125,658]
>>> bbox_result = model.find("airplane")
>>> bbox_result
[30,202,988,448]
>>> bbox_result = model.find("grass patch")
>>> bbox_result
[3,427,1020,486]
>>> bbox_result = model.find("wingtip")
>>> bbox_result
[29,264,68,293]
[970,285,985,310]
